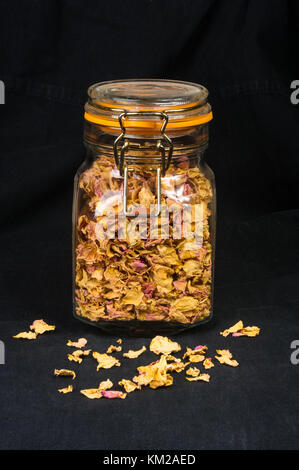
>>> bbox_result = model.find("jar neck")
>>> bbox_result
[84,121,209,168]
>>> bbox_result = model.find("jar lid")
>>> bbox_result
[84,79,212,130]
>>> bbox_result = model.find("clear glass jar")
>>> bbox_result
[73,79,215,336]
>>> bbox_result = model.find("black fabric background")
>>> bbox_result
[0,0,299,450]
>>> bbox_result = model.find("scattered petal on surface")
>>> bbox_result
[123,346,146,359]
[106,344,122,354]
[67,338,87,348]
[220,320,244,337]
[220,321,260,338]
[80,388,103,399]
[72,349,91,358]
[167,361,188,373]
[101,390,127,399]
[30,319,56,335]
[150,336,181,355]
[99,379,113,391]
[58,385,73,394]
[80,379,114,399]
[92,352,121,370]
[203,357,214,369]
[13,331,37,340]
[186,366,200,377]
[186,373,210,382]
[215,349,239,367]
[232,326,260,337]
[133,355,173,389]
[183,346,207,363]
[119,379,141,393]
[54,369,76,380]
[68,354,83,364]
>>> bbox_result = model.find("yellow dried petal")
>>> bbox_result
[139,185,155,208]
[80,379,113,399]
[80,388,103,399]
[183,346,207,362]
[92,352,121,370]
[13,331,37,340]
[171,297,199,313]
[150,336,181,355]
[68,354,82,364]
[188,354,205,363]
[54,369,76,380]
[123,345,146,359]
[122,289,144,306]
[30,319,56,335]
[104,266,122,282]
[67,338,87,348]
[186,367,200,377]
[99,379,113,391]
[157,246,180,265]
[220,320,244,337]
[72,349,91,358]
[167,361,188,373]
[116,339,122,344]
[233,326,260,337]
[133,355,173,389]
[119,379,141,393]
[152,265,174,294]
[58,385,73,394]
[215,349,239,367]
[165,355,181,363]
[203,357,214,369]
[106,344,122,354]
[186,373,210,382]
[182,259,203,276]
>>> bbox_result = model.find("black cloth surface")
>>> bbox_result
[0,0,299,450]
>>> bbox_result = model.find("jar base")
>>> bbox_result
[73,312,212,337]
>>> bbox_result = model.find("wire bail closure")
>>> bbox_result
[113,111,173,217]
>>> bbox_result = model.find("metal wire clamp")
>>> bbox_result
[113,111,173,217]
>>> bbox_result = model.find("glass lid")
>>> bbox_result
[85,79,212,130]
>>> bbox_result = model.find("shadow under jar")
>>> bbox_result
[73,79,216,336]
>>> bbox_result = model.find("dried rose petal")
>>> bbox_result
[203,357,214,369]
[101,390,126,399]
[80,388,103,399]
[58,385,73,394]
[186,366,200,377]
[30,319,55,335]
[92,352,121,370]
[13,331,37,340]
[232,326,260,337]
[150,336,181,355]
[186,373,210,382]
[123,346,146,359]
[215,349,239,367]
[106,344,122,354]
[119,379,141,393]
[54,369,76,380]
[220,321,244,337]
[67,338,87,348]
[133,355,173,389]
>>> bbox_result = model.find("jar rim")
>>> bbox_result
[85,79,213,130]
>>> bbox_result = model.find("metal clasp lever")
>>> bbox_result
[113,111,173,218]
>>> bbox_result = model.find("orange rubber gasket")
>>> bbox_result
[84,111,213,129]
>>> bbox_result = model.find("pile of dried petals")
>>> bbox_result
[13,319,260,399]
[74,161,213,326]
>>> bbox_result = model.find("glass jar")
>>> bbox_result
[73,79,215,336]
